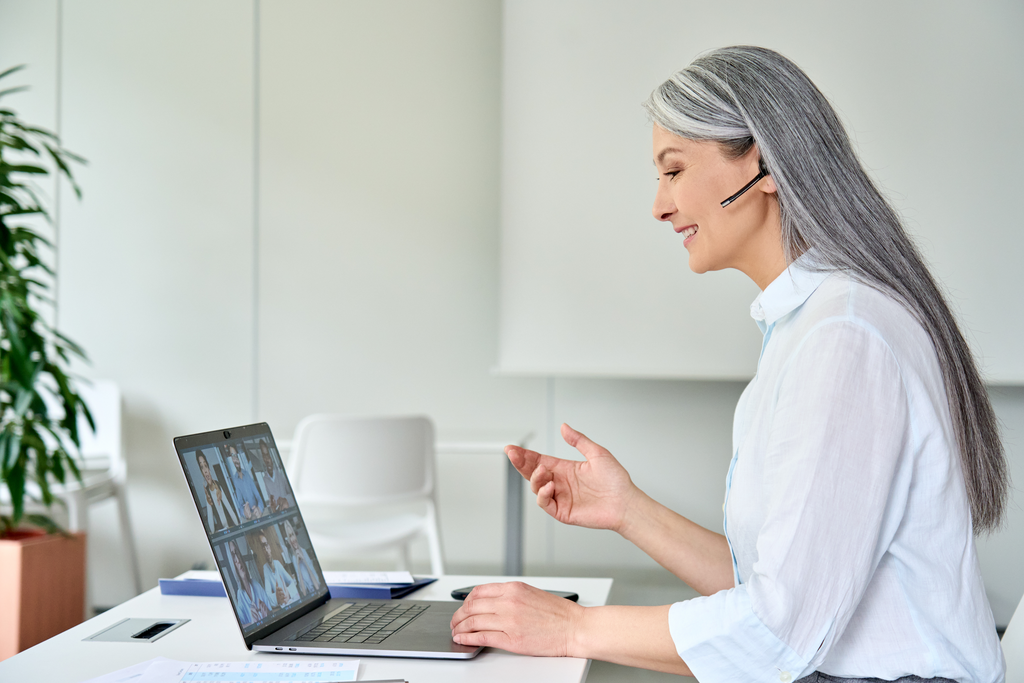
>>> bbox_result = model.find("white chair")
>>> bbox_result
[286,414,445,575]
[1005,591,1024,683]
[38,381,143,604]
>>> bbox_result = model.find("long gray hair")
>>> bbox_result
[644,46,1007,533]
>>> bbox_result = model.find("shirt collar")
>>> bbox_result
[749,252,831,327]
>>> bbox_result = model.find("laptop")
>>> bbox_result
[173,422,482,659]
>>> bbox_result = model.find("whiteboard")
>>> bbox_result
[498,0,1024,383]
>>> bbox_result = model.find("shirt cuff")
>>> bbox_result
[669,586,810,683]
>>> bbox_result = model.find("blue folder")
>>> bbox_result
[158,576,437,600]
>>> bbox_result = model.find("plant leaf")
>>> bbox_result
[24,513,69,536]
[5,464,26,524]
[0,64,27,82]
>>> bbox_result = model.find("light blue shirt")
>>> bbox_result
[263,559,298,608]
[668,258,1004,682]
[235,580,271,626]
[231,465,263,520]
[291,546,319,596]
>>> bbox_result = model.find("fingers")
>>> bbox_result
[529,463,552,495]
[452,629,507,648]
[561,423,606,461]
[452,619,499,641]
[537,480,556,515]
[506,444,544,481]
[450,598,512,649]
[462,582,508,600]
[449,582,524,632]
[529,467,559,517]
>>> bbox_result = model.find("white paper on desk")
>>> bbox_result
[78,657,169,683]
[173,569,221,581]
[79,658,360,683]
[322,571,414,585]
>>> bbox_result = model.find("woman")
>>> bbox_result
[450,46,1007,682]
[259,440,291,512]
[283,518,320,597]
[226,444,264,520]
[196,451,239,532]
[255,527,299,609]
[228,540,271,626]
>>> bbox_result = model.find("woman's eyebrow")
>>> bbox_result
[655,147,686,164]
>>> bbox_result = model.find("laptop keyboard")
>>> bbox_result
[296,602,429,645]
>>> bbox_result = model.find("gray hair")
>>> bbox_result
[644,46,1007,533]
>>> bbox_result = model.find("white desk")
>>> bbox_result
[0,574,611,683]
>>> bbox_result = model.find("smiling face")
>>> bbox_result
[284,521,299,550]
[197,453,213,485]
[260,533,272,559]
[651,126,787,290]
[230,542,248,585]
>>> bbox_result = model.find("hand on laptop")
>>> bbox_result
[450,582,583,656]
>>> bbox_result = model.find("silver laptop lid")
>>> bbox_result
[174,422,330,648]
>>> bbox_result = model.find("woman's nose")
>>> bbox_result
[652,184,674,222]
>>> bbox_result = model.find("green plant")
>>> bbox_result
[0,65,92,537]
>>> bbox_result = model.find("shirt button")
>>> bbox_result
[779,672,792,682]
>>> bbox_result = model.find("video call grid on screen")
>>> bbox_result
[177,426,326,635]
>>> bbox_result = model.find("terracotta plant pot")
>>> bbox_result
[0,530,86,660]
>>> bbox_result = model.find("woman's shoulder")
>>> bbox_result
[802,274,925,339]
[797,273,941,380]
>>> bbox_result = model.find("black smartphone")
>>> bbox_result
[451,585,579,602]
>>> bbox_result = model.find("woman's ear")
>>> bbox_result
[749,143,776,194]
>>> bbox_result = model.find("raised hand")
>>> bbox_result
[506,424,638,533]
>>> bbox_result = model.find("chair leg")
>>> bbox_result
[398,543,412,572]
[425,502,445,576]
[115,483,144,596]
[64,490,91,619]
[66,489,88,534]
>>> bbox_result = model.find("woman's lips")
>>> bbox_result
[677,224,698,245]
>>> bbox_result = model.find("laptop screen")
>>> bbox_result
[175,423,328,639]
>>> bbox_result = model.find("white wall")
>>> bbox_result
[500,0,1024,382]
[1,0,1022,628]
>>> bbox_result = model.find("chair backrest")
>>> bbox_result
[76,380,123,468]
[287,415,435,506]
[41,379,123,476]
[1005,591,1024,683]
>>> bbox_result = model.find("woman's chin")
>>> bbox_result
[686,252,710,275]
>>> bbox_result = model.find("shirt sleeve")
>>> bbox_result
[669,320,911,682]
[264,566,279,607]
[222,489,240,526]
[236,590,253,625]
